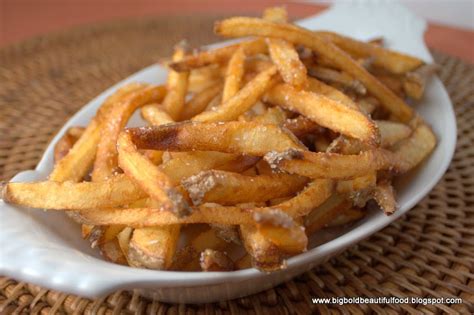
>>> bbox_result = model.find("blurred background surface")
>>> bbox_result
[0,0,473,62]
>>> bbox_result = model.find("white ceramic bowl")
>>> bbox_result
[0,1,456,304]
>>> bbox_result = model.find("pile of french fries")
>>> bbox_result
[1,7,437,272]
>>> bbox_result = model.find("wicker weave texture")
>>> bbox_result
[0,16,473,315]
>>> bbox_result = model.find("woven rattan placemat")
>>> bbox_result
[0,16,473,314]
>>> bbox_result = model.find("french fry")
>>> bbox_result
[117,227,133,262]
[283,116,321,138]
[163,43,190,120]
[391,121,436,172]
[264,83,379,144]
[2,174,144,210]
[265,148,401,180]
[222,47,245,102]
[306,77,359,110]
[372,180,397,215]
[192,66,278,122]
[254,210,308,254]
[169,39,267,72]
[215,17,414,122]
[180,83,222,120]
[316,31,424,74]
[128,225,181,269]
[100,239,128,265]
[200,249,234,271]
[326,208,365,228]
[182,170,309,205]
[125,121,305,156]
[305,193,352,235]
[403,64,438,100]
[336,172,376,194]
[376,120,412,147]
[251,106,288,125]
[235,254,252,270]
[54,127,85,162]
[263,7,308,88]
[308,65,366,95]
[117,131,190,216]
[141,104,174,126]
[188,65,224,93]
[92,85,167,180]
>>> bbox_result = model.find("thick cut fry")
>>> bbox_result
[308,65,366,95]
[215,17,414,121]
[391,121,436,172]
[88,225,125,247]
[376,120,412,147]
[54,127,85,162]
[200,249,234,271]
[373,180,397,215]
[169,39,267,72]
[265,148,401,180]
[264,83,379,144]
[92,85,167,181]
[126,121,305,156]
[316,31,424,74]
[182,170,309,205]
[128,225,180,269]
[163,43,190,120]
[305,194,352,235]
[117,131,190,216]
[180,83,222,120]
[193,66,278,122]
[141,104,174,126]
[222,47,245,102]
[2,174,144,210]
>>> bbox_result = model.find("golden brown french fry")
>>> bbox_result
[254,210,308,254]
[141,104,174,126]
[215,17,414,122]
[76,179,333,227]
[87,224,125,248]
[336,172,376,194]
[128,225,180,269]
[192,66,278,122]
[2,174,144,210]
[180,83,222,120]
[283,116,321,138]
[92,85,167,181]
[265,148,400,180]
[188,65,224,93]
[403,64,438,100]
[182,170,309,205]
[374,73,404,97]
[373,180,397,215]
[264,83,379,144]
[306,77,359,110]
[308,65,366,95]
[163,43,190,120]
[251,106,288,125]
[222,46,245,102]
[316,31,424,74]
[117,131,190,216]
[305,193,352,235]
[240,224,287,271]
[326,208,365,228]
[391,121,436,172]
[125,121,305,156]
[376,120,412,147]
[54,127,85,163]
[200,249,234,271]
[169,39,267,72]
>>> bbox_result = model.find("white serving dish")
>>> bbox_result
[0,1,456,304]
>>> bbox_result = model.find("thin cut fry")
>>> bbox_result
[222,47,245,102]
[182,170,309,205]
[192,66,278,122]
[169,39,267,72]
[308,65,366,95]
[141,104,174,126]
[372,180,397,215]
[265,83,379,144]
[215,17,414,122]
[163,43,190,120]
[305,194,352,235]
[180,83,222,120]
[125,121,305,156]
[316,31,424,74]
